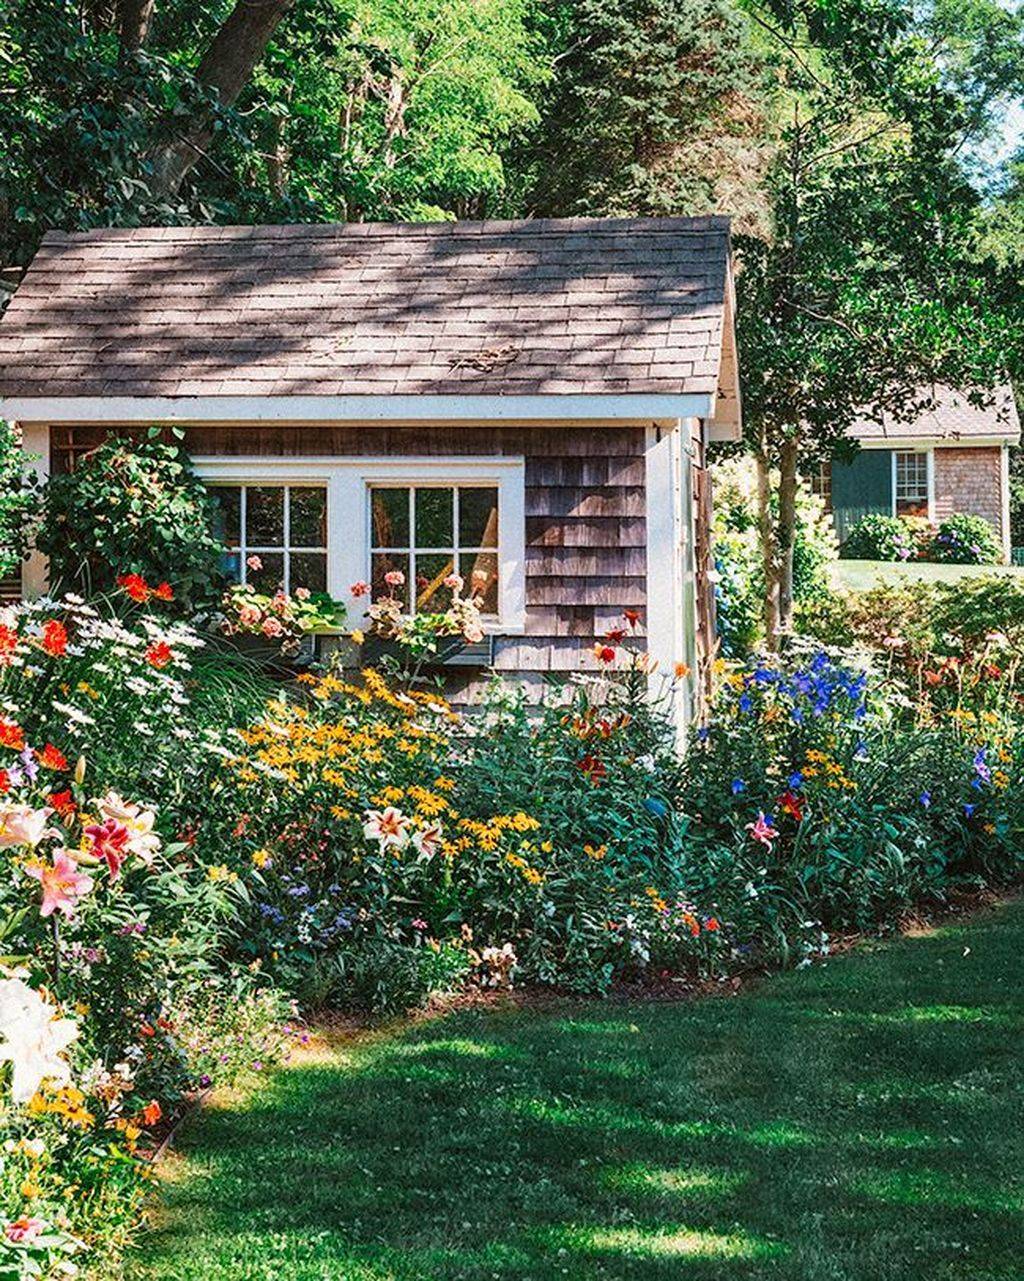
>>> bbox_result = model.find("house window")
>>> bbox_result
[370,485,500,615]
[810,462,832,510]
[208,484,328,594]
[894,451,930,518]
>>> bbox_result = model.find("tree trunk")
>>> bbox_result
[776,435,800,641]
[117,0,155,52]
[755,444,780,649]
[147,0,294,200]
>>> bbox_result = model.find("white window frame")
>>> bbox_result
[891,448,934,521]
[192,456,526,632]
[208,482,329,594]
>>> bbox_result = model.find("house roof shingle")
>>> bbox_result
[0,217,733,402]
[851,384,1020,444]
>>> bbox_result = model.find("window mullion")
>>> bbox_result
[283,484,290,594]
[240,487,247,585]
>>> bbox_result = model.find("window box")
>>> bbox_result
[360,633,494,669]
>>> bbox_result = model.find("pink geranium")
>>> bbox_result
[384,570,405,589]
[350,581,371,598]
[246,555,263,571]
[25,848,95,918]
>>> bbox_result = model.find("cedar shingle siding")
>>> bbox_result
[52,422,646,697]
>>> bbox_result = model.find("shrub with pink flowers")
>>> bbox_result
[214,578,343,657]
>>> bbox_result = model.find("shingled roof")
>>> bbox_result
[851,384,1020,444]
[0,217,734,403]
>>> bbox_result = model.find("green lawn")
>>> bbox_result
[832,558,1023,592]
[135,902,1024,1281]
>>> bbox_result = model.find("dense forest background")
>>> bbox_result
[2,0,1024,609]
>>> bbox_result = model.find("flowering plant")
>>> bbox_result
[354,571,486,658]
[214,579,344,656]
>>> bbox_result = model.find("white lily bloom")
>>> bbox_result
[0,977,79,1104]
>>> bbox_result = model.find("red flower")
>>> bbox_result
[84,818,131,879]
[117,573,150,603]
[139,1022,155,1037]
[152,582,174,601]
[140,1100,162,1126]
[592,644,617,665]
[145,641,173,669]
[48,789,76,818]
[577,754,607,784]
[705,917,720,932]
[0,719,24,751]
[40,619,68,657]
[777,790,805,822]
[0,625,17,666]
[623,610,641,629]
[37,743,68,771]
[605,628,627,643]
[0,770,9,795]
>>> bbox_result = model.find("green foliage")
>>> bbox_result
[520,0,763,217]
[840,513,917,561]
[798,572,1024,657]
[0,0,549,267]
[0,421,40,581]
[711,457,837,654]
[927,512,1003,563]
[38,431,225,606]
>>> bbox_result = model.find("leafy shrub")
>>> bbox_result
[840,513,916,560]
[38,431,225,606]
[0,420,42,581]
[926,513,1003,564]
[711,457,838,654]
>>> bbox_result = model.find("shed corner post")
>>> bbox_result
[19,421,50,600]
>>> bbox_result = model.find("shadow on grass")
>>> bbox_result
[137,903,1024,1281]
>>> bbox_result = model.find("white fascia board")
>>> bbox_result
[857,435,1020,450]
[0,392,715,425]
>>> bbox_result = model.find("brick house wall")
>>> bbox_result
[932,446,1006,542]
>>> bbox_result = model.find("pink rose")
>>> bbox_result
[261,617,284,638]
[238,605,262,628]
[294,586,311,600]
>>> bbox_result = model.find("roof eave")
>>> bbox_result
[0,391,717,426]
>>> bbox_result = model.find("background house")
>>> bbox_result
[812,385,1020,560]
[0,216,741,731]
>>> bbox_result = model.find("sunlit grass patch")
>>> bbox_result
[603,1162,748,1198]
[543,1223,787,1260]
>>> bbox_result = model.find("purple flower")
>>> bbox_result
[919,791,931,809]
[731,778,746,795]
[964,803,977,818]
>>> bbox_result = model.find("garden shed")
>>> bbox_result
[0,215,741,731]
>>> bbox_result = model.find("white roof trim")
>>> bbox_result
[0,392,715,425]
[858,435,1020,450]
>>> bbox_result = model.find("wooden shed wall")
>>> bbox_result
[50,423,648,696]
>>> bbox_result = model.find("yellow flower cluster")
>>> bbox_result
[28,1085,94,1130]
[803,748,857,792]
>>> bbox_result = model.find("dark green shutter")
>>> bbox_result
[830,450,892,543]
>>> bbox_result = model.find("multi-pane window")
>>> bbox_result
[894,451,929,517]
[810,462,832,510]
[370,485,499,615]
[209,484,328,594]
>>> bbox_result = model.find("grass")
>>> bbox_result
[832,558,1023,592]
[133,902,1024,1281]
